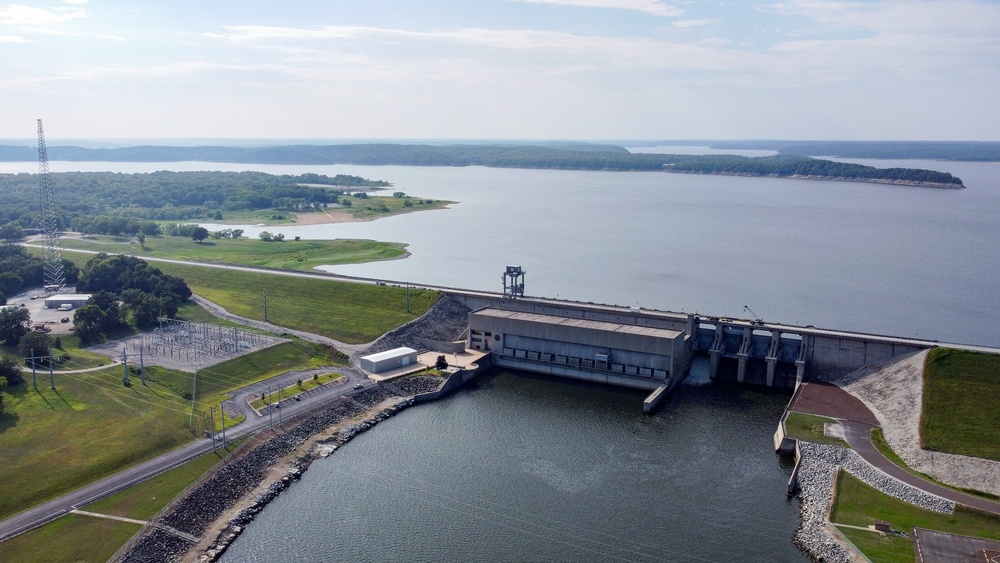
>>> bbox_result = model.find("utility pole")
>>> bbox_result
[406,283,410,314]
[277,384,282,426]
[189,369,198,432]
[267,384,273,429]
[30,350,37,391]
[263,288,268,323]
[220,402,227,449]
[122,347,131,387]
[139,345,146,385]
[209,406,217,453]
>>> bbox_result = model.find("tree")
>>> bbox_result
[0,221,23,241]
[393,192,406,198]
[19,332,52,365]
[0,306,30,345]
[191,226,210,242]
[0,353,22,385]
[136,232,146,249]
[435,355,449,370]
[0,376,6,413]
[73,304,106,344]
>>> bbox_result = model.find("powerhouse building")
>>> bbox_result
[468,307,687,390]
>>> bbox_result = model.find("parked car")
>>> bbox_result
[353,383,364,390]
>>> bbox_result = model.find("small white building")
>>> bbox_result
[360,347,419,373]
[43,294,92,310]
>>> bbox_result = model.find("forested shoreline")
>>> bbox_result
[0,171,389,235]
[0,143,964,186]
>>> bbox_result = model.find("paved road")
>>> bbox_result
[842,421,1000,516]
[0,364,371,542]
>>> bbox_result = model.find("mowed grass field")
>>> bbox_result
[56,236,409,271]
[0,444,240,562]
[830,470,1000,562]
[154,262,438,344]
[0,367,194,520]
[921,348,1000,462]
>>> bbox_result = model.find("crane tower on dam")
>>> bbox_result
[37,119,65,294]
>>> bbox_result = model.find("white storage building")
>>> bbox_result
[360,347,419,373]
[43,294,92,310]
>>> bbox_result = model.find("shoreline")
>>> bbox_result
[663,169,965,189]
[115,377,449,563]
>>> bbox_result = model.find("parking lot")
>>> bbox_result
[6,290,78,335]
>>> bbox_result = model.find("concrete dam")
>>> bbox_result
[444,290,954,400]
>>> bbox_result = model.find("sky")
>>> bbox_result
[1,0,998,141]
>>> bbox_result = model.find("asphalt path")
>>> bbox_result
[842,421,1000,516]
[0,364,370,542]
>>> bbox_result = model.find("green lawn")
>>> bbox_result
[922,348,1000,461]
[0,368,195,520]
[837,527,916,563]
[0,513,140,563]
[154,262,439,344]
[0,444,242,562]
[784,411,850,447]
[830,470,1000,562]
[84,442,243,520]
[56,236,409,272]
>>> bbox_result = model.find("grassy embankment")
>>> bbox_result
[783,411,849,447]
[921,348,1000,462]
[826,348,1000,561]
[0,444,242,562]
[830,470,1000,563]
[155,262,438,344]
[56,245,440,344]
[57,235,409,272]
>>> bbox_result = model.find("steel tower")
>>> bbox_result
[37,119,65,294]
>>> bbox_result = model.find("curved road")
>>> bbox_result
[842,421,1000,515]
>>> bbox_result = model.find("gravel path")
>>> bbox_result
[835,350,1000,497]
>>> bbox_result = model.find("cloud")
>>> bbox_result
[671,19,717,28]
[508,0,682,17]
[0,4,86,26]
[0,34,29,42]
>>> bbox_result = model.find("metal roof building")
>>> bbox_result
[43,294,92,309]
[360,347,419,374]
[468,307,688,390]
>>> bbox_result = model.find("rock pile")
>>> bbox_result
[361,295,470,357]
[792,442,954,562]
[393,375,446,396]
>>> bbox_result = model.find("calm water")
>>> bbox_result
[5,154,995,345]
[218,371,804,563]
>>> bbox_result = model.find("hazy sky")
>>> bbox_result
[2,0,998,141]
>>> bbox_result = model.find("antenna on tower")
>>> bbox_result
[37,119,65,294]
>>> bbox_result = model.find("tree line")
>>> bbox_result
[0,171,390,237]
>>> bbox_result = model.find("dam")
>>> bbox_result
[444,289,968,400]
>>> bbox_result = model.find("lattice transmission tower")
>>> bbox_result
[37,119,65,294]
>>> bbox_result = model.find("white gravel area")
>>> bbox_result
[835,350,1000,498]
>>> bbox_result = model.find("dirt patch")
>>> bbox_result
[789,382,879,426]
[289,211,365,225]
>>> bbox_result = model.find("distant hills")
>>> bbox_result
[0,142,965,187]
